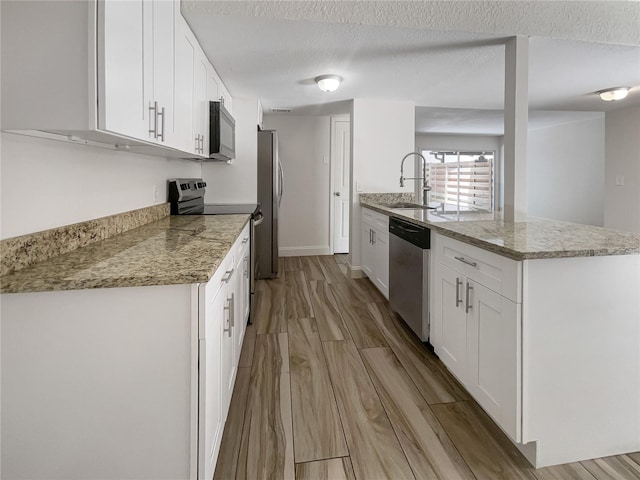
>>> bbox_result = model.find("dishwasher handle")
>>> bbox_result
[389,217,430,249]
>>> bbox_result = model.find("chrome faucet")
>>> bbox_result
[399,152,431,205]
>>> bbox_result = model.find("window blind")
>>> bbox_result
[427,158,493,212]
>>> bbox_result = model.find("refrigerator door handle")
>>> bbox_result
[277,161,284,207]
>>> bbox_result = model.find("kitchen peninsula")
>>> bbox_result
[360,193,640,468]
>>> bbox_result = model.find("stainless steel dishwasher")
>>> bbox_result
[389,217,431,343]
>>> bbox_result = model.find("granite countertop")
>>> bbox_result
[360,197,640,260]
[0,215,250,294]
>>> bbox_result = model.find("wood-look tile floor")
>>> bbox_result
[214,255,640,480]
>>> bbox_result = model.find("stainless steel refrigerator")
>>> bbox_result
[256,130,282,279]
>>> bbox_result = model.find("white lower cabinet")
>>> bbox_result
[431,232,640,468]
[361,207,389,298]
[198,265,227,480]
[0,223,252,480]
[432,232,521,443]
[201,222,250,478]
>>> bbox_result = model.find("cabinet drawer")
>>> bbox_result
[433,233,521,303]
[362,207,389,230]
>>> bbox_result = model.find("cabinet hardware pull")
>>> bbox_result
[466,281,473,313]
[158,106,166,142]
[230,293,235,328]
[455,256,477,267]
[223,298,232,336]
[149,101,158,138]
[199,134,204,153]
[222,269,234,283]
[456,278,463,307]
[244,256,249,278]
[195,135,200,153]
[372,230,376,245]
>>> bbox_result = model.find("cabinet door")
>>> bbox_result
[433,263,467,381]
[194,49,209,155]
[220,284,235,414]
[198,282,225,480]
[207,65,219,102]
[240,241,251,325]
[151,0,175,143]
[99,0,148,139]
[174,16,195,153]
[373,228,389,299]
[466,281,521,442]
[361,223,374,279]
[233,248,248,367]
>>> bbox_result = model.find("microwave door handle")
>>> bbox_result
[277,161,284,207]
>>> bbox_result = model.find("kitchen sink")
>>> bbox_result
[386,202,435,210]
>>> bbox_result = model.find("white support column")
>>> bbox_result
[503,36,529,222]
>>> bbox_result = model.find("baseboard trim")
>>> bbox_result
[279,246,332,257]
[346,263,366,279]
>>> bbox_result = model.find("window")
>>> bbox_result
[421,150,495,213]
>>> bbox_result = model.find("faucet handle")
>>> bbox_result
[399,176,404,187]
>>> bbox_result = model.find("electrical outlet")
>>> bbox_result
[615,175,624,186]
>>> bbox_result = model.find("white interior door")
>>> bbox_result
[331,118,351,253]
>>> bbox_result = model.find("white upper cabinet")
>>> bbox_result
[0,0,231,159]
[174,15,196,153]
[148,0,175,145]
[98,0,148,140]
[100,0,174,145]
[174,13,210,157]
[194,47,210,156]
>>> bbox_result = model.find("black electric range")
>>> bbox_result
[168,178,263,323]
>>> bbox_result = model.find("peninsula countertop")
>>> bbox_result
[360,198,640,261]
[0,214,250,294]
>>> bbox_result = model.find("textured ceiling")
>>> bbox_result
[182,1,640,133]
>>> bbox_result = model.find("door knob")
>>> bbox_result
[334,192,341,196]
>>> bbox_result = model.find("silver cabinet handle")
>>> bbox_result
[244,256,249,278]
[222,269,234,283]
[372,229,376,245]
[195,135,199,153]
[230,293,235,328]
[455,256,477,267]
[149,101,158,138]
[223,297,232,337]
[158,106,165,142]
[466,281,473,313]
[456,278,463,307]
[199,134,204,153]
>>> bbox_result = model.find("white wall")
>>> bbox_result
[415,133,503,152]
[527,115,605,226]
[201,96,258,204]
[0,133,201,239]
[604,104,640,233]
[351,99,415,268]
[263,115,332,255]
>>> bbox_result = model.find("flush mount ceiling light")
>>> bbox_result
[596,87,630,102]
[315,75,343,92]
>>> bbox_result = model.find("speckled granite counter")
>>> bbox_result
[360,196,640,260]
[0,215,250,294]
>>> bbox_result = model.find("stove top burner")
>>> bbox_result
[168,178,260,217]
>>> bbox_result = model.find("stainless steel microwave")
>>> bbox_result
[209,101,235,162]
